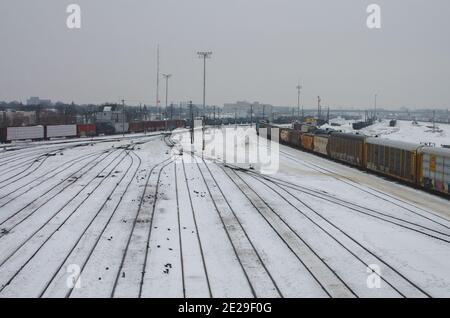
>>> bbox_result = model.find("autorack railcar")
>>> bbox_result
[365,138,421,184]
[418,147,450,195]
[328,132,366,168]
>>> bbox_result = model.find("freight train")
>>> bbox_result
[0,120,186,143]
[256,121,450,197]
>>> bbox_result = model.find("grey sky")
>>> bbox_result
[1,0,449,109]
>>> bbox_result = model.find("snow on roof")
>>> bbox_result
[366,137,422,151]
[420,146,450,158]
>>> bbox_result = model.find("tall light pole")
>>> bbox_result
[296,83,302,120]
[162,73,172,118]
[197,51,212,151]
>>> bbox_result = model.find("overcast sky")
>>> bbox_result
[0,0,449,109]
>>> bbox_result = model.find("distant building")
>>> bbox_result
[0,110,36,127]
[96,104,128,133]
[27,97,52,106]
[223,101,273,117]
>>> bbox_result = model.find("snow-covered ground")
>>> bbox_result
[0,128,449,298]
[322,118,450,147]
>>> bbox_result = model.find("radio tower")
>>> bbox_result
[296,83,302,119]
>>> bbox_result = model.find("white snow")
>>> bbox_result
[322,118,450,147]
[0,128,449,298]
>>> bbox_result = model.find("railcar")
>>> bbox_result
[418,147,450,195]
[45,124,77,139]
[280,128,291,145]
[313,134,329,156]
[365,138,421,184]
[0,125,45,143]
[300,133,315,151]
[128,122,145,133]
[290,129,302,148]
[95,122,115,136]
[76,124,96,137]
[328,132,366,168]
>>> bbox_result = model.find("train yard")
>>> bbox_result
[0,127,449,298]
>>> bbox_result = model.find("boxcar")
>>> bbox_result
[365,138,421,184]
[77,124,96,137]
[167,119,186,130]
[313,134,329,156]
[128,122,145,133]
[0,128,6,143]
[145,120,165,132]
[95,122,115,135]
[290,130,302,148]
[418,147,450,195]
[46,124,77,139]
[280,128,291,145]
[2,126,45,142]
[300,133,315,151]
[328,132,366,168]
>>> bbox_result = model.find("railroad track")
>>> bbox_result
[178,138,435,297]
[232,169,450,243]
[0,134,166,297]
[219,165,357,298]
[192,155,282,298]
[178,157,212,298]
[0,147,133,293]
[39,150,142,298]
[0,148,117,226]
[226,164,434,297]
[279,149,450,227]
[111,157,173,297]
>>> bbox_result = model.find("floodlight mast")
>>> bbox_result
[162,73,172,117]
[197,51,212,151]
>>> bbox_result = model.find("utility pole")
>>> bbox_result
[317,96,321,121]
[250,104,253,127]
[162,73,172,126]
[296,83,302,119]
[197,51,212,151]
[156,44,160,111]
[121,99,125,137]
[162,73,172,112]
[374,93,378,121]
[189,101,194,144]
